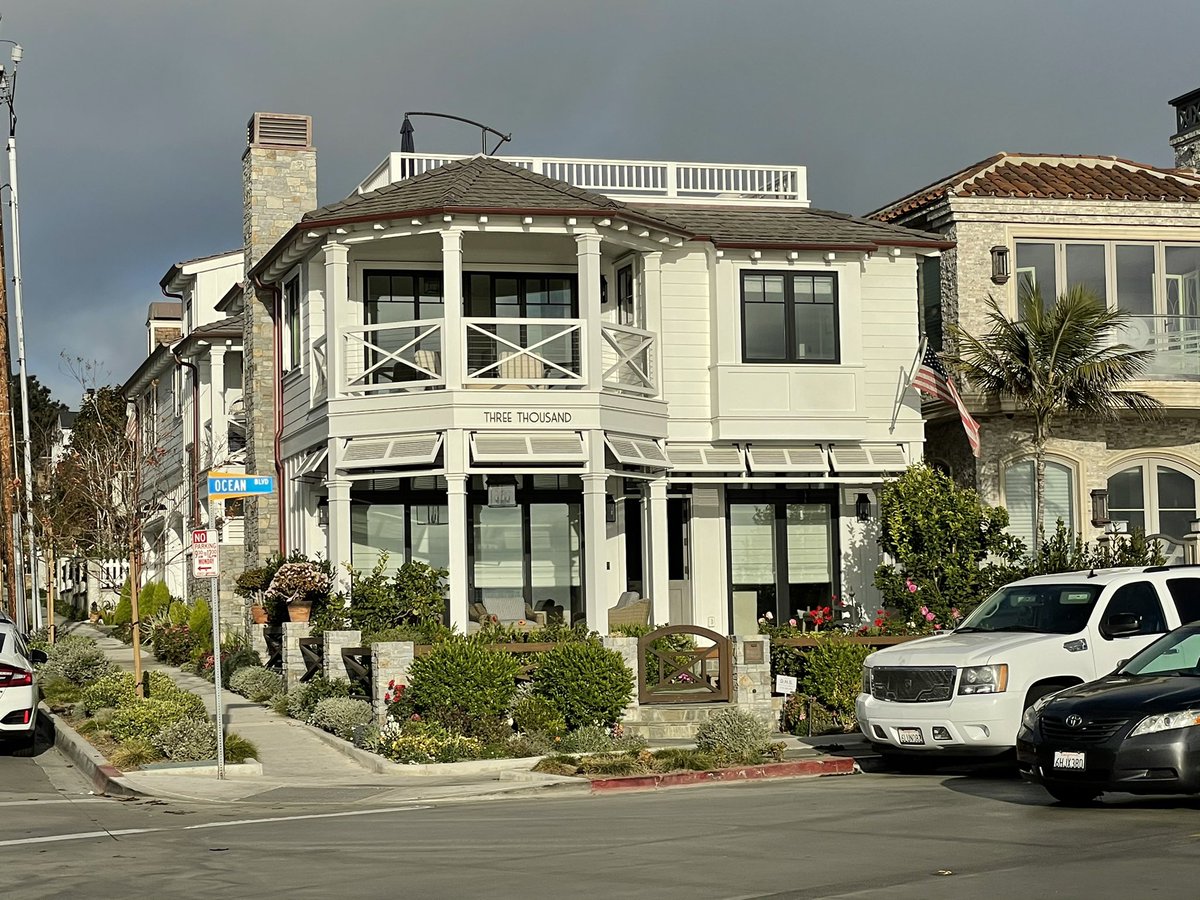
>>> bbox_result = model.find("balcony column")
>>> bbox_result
[326,478,352,596]
[209,345,226,466]
[441,230,464,389]
[647,477,670,625]
[322,241,349,399]
[576,232,603,389]
[582,473,610,633]
[446,473,469,630]
[642,252,663,395]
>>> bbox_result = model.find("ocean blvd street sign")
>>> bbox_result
[208,473,276,499]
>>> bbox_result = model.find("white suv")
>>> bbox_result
[0,618,44,749]
[857,566,1200,757]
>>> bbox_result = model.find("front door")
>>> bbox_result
[667,497,692,626]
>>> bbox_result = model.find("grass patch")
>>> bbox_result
[649,748,720,773]
[223,733,259,764]
[109,739,164,770]
[532,754,581,776]
[578,752,643,777]
[40,675,83,706]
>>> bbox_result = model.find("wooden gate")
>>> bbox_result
[636,624,731,704]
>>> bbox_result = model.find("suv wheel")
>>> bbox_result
[1044,781,1100,806]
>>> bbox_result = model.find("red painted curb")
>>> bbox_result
[589,756,856,792]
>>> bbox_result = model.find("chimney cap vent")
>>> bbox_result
[247,112,313,150]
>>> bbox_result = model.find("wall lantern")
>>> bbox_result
[1090,489,1110,529]
[606,495,617,523]
[990,246,1011,285]
[317,497,329,527]
[600,274,608,306]
[487,474,518,509]
[855,493,872,522]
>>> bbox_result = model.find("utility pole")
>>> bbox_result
[0,170,18,625]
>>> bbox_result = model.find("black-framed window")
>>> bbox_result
[616,264,635,326]
[283,275,301,373]
[741,271,839,363]
[466,273,577,318]
[365,270,444,325]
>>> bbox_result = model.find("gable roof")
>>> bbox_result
[869,153,1200,222]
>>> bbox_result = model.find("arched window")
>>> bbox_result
[1003,458,1076,550]
[1108,460,1199,561]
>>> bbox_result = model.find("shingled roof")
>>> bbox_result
[870,153,1200,222]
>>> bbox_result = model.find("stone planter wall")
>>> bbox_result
[322,629,362,682]
[730,635,776,729]
[282,621,311,691]
[602,635,641,724]
[370,641,416,724]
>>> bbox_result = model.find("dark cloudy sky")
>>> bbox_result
[4,0,1198,403]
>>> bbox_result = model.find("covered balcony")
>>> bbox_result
[1121,314,1200,378]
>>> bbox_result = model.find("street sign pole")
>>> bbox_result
[192,529,224,779]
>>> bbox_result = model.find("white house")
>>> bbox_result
[869,87,1200,562]
[120,250,246,611]
[237,113,949,634]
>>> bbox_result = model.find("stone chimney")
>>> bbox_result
[1169,88,1200,170]
[145,301,182,354]
[241,112,317,567]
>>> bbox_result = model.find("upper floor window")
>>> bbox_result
[365,271,444,325]
[616,264,635,327]
[1003,457,1075,550]
[741,272,839,364]
[466,273,576,318]
[1108,459,1198,562]
[283,275,301,373]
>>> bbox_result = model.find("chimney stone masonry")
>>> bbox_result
[1169,88,1200,170]
[241,113,317,567]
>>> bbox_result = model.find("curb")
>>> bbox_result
[43,704,143,799]
[589,755,856,793]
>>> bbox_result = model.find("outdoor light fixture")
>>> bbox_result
[487,474,518,509]
[606,495,617,523]
[1090,489,1110,529]
[601,275,608,305]
[855,493,872,522]
[317,497,329,527]
[990,246,1011,285]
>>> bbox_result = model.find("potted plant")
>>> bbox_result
[235,566,274,625]
[264,560,332,624]
[88,602,101,624]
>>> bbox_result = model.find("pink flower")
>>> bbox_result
[924,612,935,622]
[906,579,918,594]
[951,608,962,620]
[788,618,798,627]
[919,606,929,616]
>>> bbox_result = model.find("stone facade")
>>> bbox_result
[241,134,317,570]
[729,635,775,729]
[282,621,312,690]
[370,641,416,724]
[322,628,363,682]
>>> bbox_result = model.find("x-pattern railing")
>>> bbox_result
[342,320,443,394]
[637,625,731,704]
[311,335,328,403]
[464,317,583,385]
[601,322,656,395]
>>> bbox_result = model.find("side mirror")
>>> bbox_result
[1101,612,1140,640]
[29,648,48,665]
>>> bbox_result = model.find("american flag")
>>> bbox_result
[912,345,980,458]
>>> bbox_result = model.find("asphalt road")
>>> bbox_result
[3,747,1200,899]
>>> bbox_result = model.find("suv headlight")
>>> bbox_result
[1130,710,1200,738]
[1021,693,1055,731]
[861,666,872,695]
[957,664,1008,695]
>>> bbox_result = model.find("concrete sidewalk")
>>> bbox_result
[56,621,576,805]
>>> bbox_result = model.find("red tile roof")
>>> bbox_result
[869,154,1200,222]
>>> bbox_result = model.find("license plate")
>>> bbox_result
[1053,750,1086,770]
[897,728,925,745]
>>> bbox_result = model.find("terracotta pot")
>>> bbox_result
[250,605,269,625]
[288,600,313,623]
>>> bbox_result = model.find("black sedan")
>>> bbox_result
[1018,621,1200,805]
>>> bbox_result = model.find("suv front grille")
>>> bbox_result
[1041,715,1129,744]
[871,667,956,703]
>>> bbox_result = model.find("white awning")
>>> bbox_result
[470,431,587,465]
[745,445,830,475]
[341,432,443,470]
[604,434,671,469]
[290,446,328,480]
[828,443,907,474]
[665,443,746,473]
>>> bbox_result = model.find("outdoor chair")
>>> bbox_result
[607,592,652,630]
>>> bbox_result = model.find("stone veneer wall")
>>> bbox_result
[241,139,317,571]
[1172,124,1200,170]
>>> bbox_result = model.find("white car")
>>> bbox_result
[0,617,45,749]
[857,566,1200,758]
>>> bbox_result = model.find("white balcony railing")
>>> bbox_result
[358,152,808,205]
[464,317,584,388]
[311,334,328,403]
[341,319,444,395]
[1120,315,1200,378]
[600,322,657,396]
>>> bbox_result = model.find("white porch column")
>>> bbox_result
[326,478,352,595]
[642,251,663,395]
[576,233,603,389]
[209,346,226,465]
[441,230,464,390]
[582,472,609,633]
[323,242,349,399]
[647,477,670,625]
[446,473,469,630]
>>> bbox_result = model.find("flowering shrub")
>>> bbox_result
[151,624,196,666]
[375,719,484,764]
[265,561,332,606]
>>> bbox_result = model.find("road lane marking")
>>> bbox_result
[183,805,432,830]
[0,828,157,847]
[0,800,114,807]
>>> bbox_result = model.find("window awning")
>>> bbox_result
[290,446,328,480]
[341,432,443,470]
[665,443,746,473]
[745,445,830,475]
[470,431,587,465]
[604,434,671,469]
[828,443,907,474]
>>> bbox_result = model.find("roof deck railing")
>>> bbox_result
[358,152,809,206]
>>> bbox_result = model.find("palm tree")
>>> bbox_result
[947,285,1161,555]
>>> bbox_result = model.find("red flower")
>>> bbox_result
[874,618,884,627]
[388,679,396,689]
[384,693,392,703]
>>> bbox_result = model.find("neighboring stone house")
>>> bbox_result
[230,112,947,635]
[868,88,1200,560]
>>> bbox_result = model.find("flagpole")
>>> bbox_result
[890,336,927,433]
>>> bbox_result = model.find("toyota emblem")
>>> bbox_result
[1065,714,1083,728]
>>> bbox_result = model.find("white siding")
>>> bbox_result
[657,248,712,434]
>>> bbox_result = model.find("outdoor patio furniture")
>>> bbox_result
[608,592,651,630]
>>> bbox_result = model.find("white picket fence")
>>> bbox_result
[57,557,130,615]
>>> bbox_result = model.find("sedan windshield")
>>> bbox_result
[1121,628,1200,677]
[956,584,1100,635]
